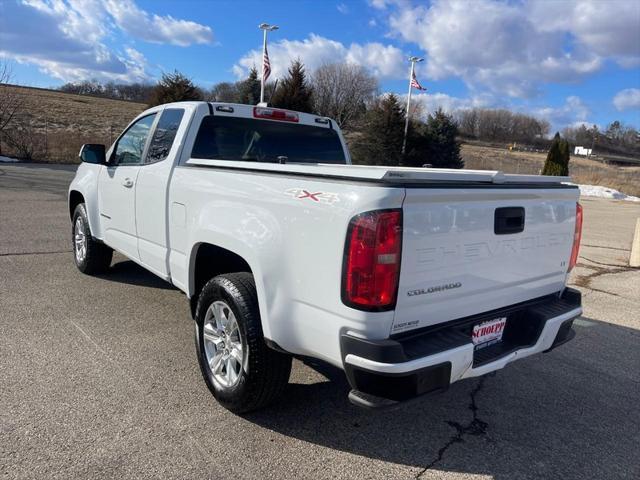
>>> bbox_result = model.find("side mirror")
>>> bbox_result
[79,144,106,164]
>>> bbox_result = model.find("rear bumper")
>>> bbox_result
[341,288,582,403]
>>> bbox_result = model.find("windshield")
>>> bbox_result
[191,115,347,164]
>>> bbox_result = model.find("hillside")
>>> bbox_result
[0,84,146,162]
[462,142,640,197]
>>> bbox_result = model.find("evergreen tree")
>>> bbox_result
[403,109,463,169]
[350,94,405,166]
[403,121,432,166]
[236,67,261,105]
[148,70,203,107]
[270,60,314,113]
[542,132,570,176]
[560,136,571,169]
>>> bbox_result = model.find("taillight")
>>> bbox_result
[342,209,402,310]
[568,202,583,272]
[253,107,299,122]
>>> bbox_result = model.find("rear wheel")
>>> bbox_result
[72,203,112,274]
[195,272,292,413]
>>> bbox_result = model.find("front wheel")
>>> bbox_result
[72,203,112,274]
[195,273,292,413]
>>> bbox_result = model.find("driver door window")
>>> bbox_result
[113,114,156,165]
[98,113,156,261]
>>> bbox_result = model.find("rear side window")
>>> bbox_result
[146,108,185,164]
[191,116,346,164]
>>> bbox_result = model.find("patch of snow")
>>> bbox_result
[578,184,640,202]
[0,155,19,163]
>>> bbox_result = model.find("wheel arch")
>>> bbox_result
[189,242,254,319]
[68,162,103,238]
[68,190,85,220]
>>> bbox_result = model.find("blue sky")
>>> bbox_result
[1,0,639,131]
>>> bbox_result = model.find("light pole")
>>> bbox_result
[259,23,279,105]
[402,56,424,156]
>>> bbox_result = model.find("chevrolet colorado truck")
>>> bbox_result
[68,102,583,412]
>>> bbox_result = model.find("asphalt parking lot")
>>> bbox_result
[1,163,639,480]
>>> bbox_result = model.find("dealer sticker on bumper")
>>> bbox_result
[472,317,507,349]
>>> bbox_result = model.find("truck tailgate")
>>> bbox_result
[392,186,580,334]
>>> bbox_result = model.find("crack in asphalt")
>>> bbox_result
[416,376,490,478]
[580,256,630,268]
[581,244,630,252]
[572,259,635,297]
[0,250,72,257]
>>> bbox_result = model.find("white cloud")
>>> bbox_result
[613,88,640,111]
[19,47,148,83]
[1,1,138,82]
[121,47,149,81]
[407,92,492,116]
[336,3,349,15]
[23,0,110,44]
[345,42,405,77]
[386,0,636,98]
[105,0,213,47]
[368,0,393,9]
[0,0,213,83]
[233,34,404,80]
[528,0,640,68]
[534,96,590,130]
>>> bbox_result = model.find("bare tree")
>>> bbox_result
[59,80,153,102]
[563,121,639,157]
[312,63,378,130]
[4,113,44,161]
[207,77,278,105]
[455,108,478,138]
[457,107,550,145]
[0,60,24,155]
[208,81,240,102]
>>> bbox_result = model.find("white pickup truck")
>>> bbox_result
[69,102,583,412]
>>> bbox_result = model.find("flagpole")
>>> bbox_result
[258,23,279,105]
[260,28,267,104]
[402,56,424,156]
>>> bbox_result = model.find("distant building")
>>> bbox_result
[574,146,592,156]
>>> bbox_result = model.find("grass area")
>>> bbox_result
[0,84,146,163]
[462,142,640,197]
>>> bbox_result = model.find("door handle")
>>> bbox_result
[494,207,525,235]
[122,178,134,188]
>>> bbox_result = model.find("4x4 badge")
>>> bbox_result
[284,188,340,205]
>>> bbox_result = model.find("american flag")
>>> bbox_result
[263,45,271,82]
[410,70,426,91]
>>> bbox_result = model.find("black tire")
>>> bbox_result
[71,203,113,274]
[195,272,292,413]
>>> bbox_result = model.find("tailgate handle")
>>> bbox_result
[494,207,525,235]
